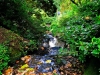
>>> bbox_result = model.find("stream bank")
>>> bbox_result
[2,33,84,75]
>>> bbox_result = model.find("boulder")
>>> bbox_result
[0,27,30,63]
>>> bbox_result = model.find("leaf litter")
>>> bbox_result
[2,33,84,75]
[2,54,84,75]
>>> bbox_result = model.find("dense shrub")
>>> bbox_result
[0,44,10,74]
[49,0,100,63]
[79,0,100,17]
[78,37,100,62]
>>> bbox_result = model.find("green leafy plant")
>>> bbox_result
[91,37,100,57]
[48,0,100,63]
[78,37,100,62]
[0,44,10,74]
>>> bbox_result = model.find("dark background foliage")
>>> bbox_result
[0,0,57,40]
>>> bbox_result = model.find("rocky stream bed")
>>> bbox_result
[2,33,84,75]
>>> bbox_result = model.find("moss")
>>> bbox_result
[0,27,29,63]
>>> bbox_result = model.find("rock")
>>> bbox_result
[0,27,30,63]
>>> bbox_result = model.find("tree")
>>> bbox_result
[0,0,46,40]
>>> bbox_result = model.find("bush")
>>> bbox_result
[78,37,100,62]
[79,0,100,16]
[49,0,100,63]
[0,44,10,74]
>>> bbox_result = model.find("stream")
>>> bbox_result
[27,33,65,74]
[2,33,83,75]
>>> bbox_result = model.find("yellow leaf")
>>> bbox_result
[26,68,34,71]
[45,60,51,63]
[43,73,46,75]
[20,64,29,69]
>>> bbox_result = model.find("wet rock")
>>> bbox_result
[48,47,60,56]
[28,55,59,74]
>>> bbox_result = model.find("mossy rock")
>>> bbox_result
[0,27,30,63]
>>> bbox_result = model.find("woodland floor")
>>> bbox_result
[0,27,84,75]
[3,55,84,75]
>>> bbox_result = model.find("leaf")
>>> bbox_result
[21,55,31,64]
[92,50,99,54]
[24,68,35,75]
[45,60,51,63]
[98,45,100,49]
[53,69,57,73]
[92,37,97,43]
[20,64,29,70]
[3,67,13,75]
[84,50,88,55]
[43,73,47,75]
[79,46,85,51]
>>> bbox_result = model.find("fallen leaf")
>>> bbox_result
[21,55,31,64]
[73,73,77,75]
[3,67,13,75]
[19,68,29,75]
[45,60,51,63]
[16,60,20,64]
[41,47,44,50]
[64,62,72,68]
[24,68,35,75]
[60,66,64,70]
[43,73,46,75]
[20,64,29,70]
[46,72,53,75]
[65,70,71,75]
[53,69,57,73]
[61,72,64,75]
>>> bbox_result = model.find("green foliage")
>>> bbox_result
[91,38,100,57]
[43,17,55,24]
[79,0,100,16]
[53,0,61,9]
[78,37,100,62]
[58,47,78,56]
[50,15,100,45]
[0,44,10,74]
[33,0,57,16]
[0,0,47,41]
[26,40,37,51]
[48,0,100,63]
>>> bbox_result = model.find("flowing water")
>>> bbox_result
[2,33,84,75]
[27,33,66,74]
